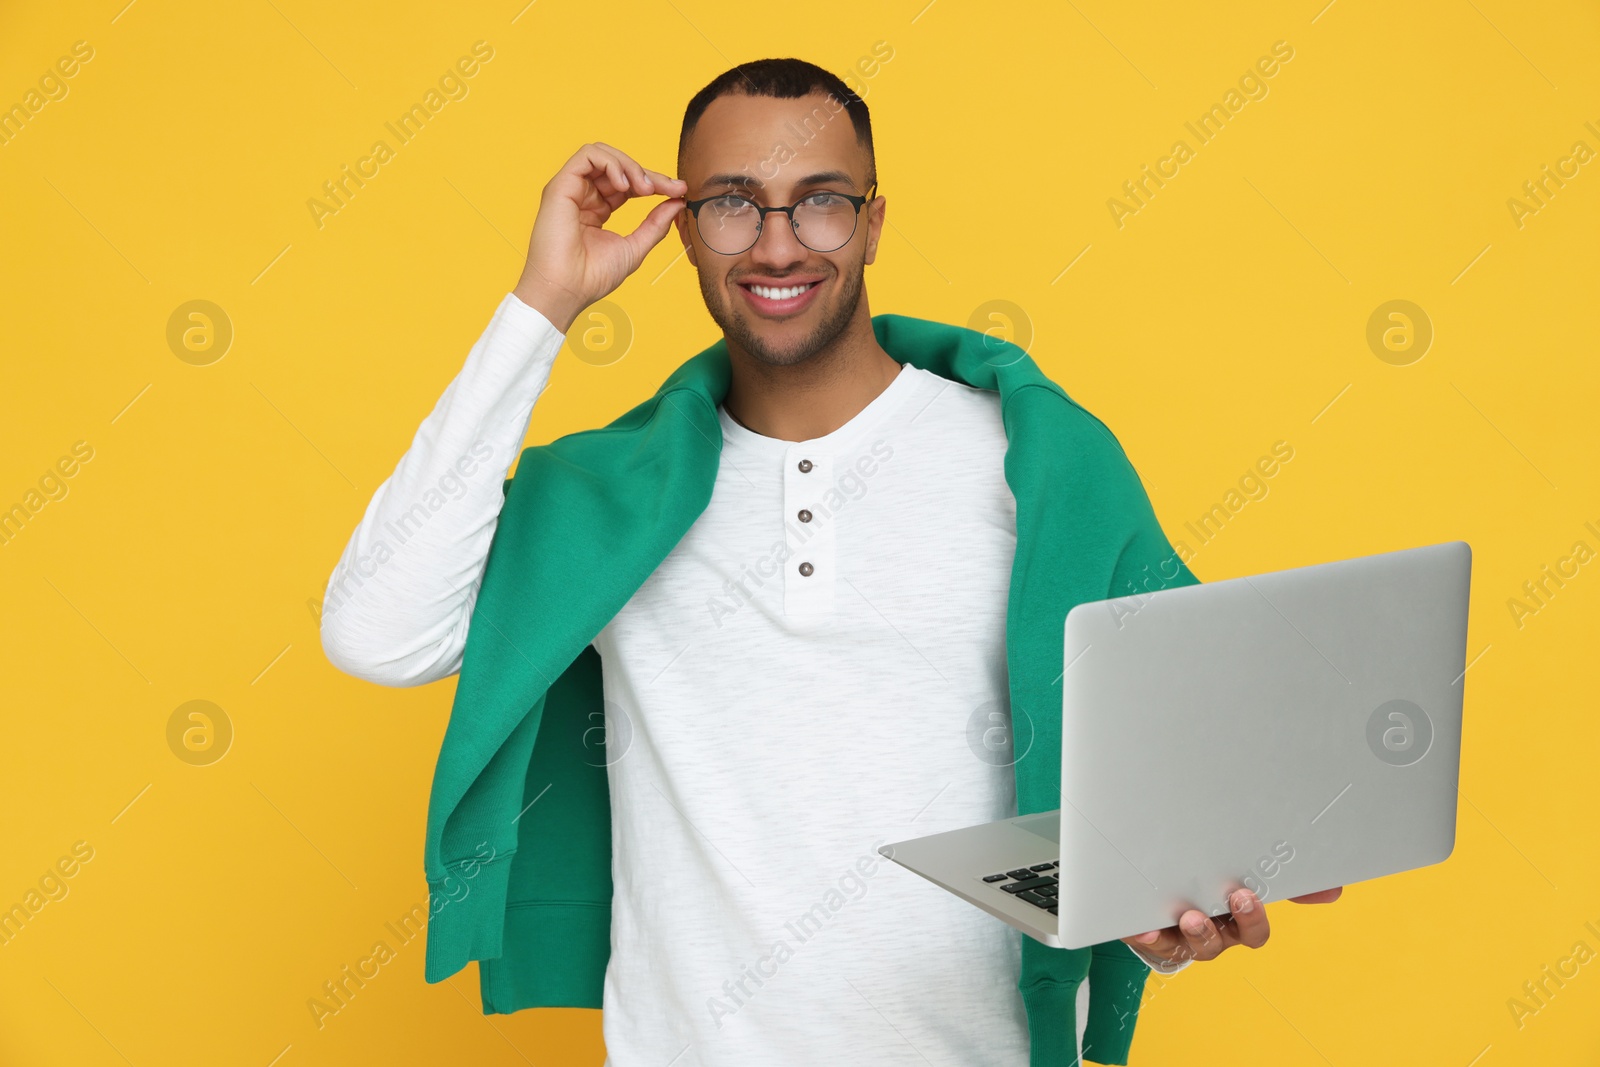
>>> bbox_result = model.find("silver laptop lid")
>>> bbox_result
[1054,540,1472,949]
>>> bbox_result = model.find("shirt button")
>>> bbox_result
[797,458,813,473]
[798,561,814,577]
[797,509,812,523]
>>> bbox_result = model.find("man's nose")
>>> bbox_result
[748,213,807,267]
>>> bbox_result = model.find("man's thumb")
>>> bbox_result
[622,198,686,265]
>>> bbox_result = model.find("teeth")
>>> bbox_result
[749,282,814,300]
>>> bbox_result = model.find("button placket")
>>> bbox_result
[784,447,835,614]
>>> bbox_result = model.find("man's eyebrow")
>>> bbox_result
[697,170,859,194]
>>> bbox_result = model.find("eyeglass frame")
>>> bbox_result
[683,179,879,255]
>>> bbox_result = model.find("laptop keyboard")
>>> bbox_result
[982,861,1059,915]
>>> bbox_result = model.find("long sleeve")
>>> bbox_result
[319,292,565,687]
[1127,940,1192,974]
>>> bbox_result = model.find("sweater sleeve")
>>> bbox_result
[1090,414,1202,985]
[319,292,565,687]
[1126,939,1193,975]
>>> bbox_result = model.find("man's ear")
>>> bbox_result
[863,192,884,267]
[674,210,698,269]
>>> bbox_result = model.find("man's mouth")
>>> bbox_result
[737,278,824,317]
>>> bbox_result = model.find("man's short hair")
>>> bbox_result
[678,57,875,188]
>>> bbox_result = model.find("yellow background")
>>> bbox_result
[2,0,1597,1063]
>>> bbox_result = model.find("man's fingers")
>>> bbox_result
[559,143,664,203]
[642,167,687,195]
[1177,910,1224,960]
[523,144,686,320]
[1123,927,1189,962]
[1125,888,1282,963]
[592,143,687,200]
[1228,889,1270,948]
[547,145,618,212]
[592,141,642,190]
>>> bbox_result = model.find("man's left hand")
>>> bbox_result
[1122,886,1343,965]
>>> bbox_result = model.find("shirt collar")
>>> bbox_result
[717,360,932,460]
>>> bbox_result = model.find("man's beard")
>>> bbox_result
[699,257,866,368]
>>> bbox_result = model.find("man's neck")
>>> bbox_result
[720,302,902,443]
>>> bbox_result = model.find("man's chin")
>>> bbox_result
[731,314,827,367]
[702,266,863,367]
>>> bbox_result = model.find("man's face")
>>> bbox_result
[676,91,883,367]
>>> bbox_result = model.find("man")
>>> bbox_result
[322,58,1338,1065]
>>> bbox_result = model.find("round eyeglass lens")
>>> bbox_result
[696,192,862,255]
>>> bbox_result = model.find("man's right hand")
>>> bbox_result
[513,142,688,334]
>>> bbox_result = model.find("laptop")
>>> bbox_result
[880,541,1472,950]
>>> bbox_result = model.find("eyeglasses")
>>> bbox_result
[684,180,878,256]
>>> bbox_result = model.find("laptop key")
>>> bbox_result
[1006,869,1037,881]
[1048,905,1058,915]
[1018,890,1053,908]
[981,873,1010,883]
[1029,863,1055,871]
[1000,876,1055,894]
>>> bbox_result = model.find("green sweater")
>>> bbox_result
[420,311,1200,1066]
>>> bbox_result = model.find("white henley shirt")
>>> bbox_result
[321,292,1186,1067]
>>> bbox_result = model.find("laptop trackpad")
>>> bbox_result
[1014,811,1059,844]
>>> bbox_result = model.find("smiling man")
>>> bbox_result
[321,58,1336,1067]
